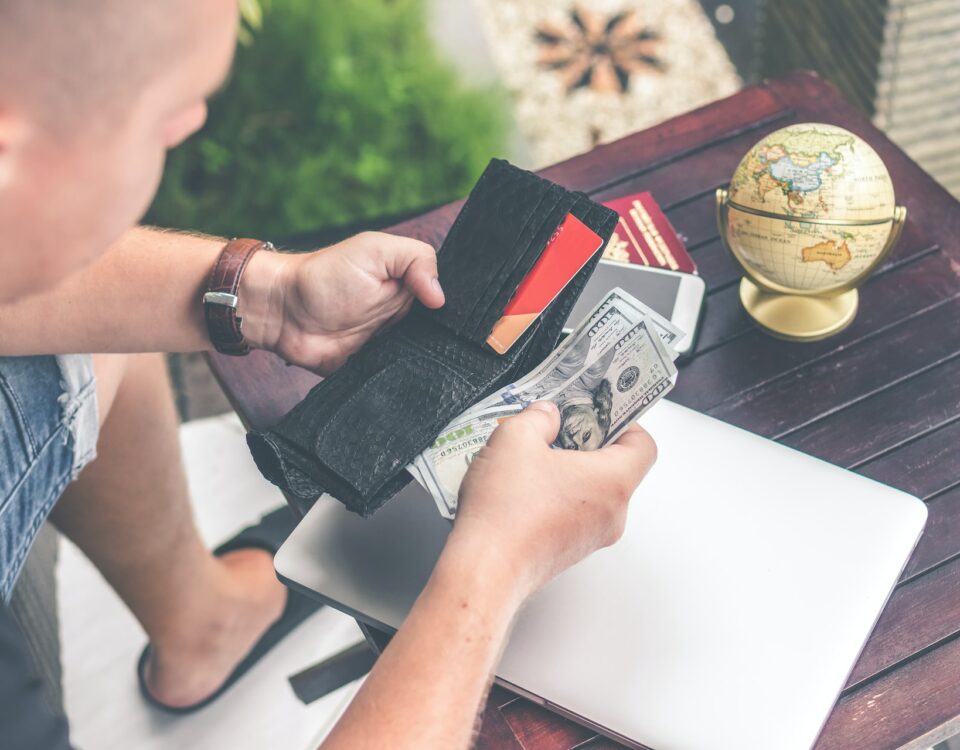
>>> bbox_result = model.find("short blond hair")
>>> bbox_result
[0,1,188,128]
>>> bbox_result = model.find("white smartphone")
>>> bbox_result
[564,261,706,357]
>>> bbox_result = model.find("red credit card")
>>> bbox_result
[602,192,697,274]
[486,213,603,355]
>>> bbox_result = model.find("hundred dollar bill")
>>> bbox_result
[487,289,682,417]
[587,287,687,361]
[479,316,675,448]
[411,289,679,519]
[592,318,676,444]
[410,404,523,518]
[471,288,679,418]
[549,287,684,370]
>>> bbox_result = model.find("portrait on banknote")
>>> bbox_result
[533,333,616,451]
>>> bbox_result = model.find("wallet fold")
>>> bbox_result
[247,159,618,517]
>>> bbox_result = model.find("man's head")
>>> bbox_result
[0,0,238,302]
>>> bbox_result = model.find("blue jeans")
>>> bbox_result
[0,355,98,602]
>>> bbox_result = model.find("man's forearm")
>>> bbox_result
[321,536,524,750]
[0,227,282,356]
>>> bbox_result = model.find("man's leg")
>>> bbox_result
[49,353,287,708]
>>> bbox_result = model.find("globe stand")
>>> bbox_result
[739,278,858,342]
[717,185,907,344]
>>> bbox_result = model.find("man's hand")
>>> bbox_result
[243,231,444,374]
[321,402,656,750]
[0,228,442,363]
[447,401,657,602]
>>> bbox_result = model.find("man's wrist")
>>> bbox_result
[431,529,530,619]
[235,247,290,352]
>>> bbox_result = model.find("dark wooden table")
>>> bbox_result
[210,71,960,750]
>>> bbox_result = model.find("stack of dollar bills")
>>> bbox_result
[408,289,684,519]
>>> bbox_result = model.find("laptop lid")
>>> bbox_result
[275,400,926,750]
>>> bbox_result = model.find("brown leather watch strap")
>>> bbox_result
[202,238,272,356]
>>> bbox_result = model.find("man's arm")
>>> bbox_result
[321,402,657,750]
[0,226,443,373]
[0,228,229,355]
[323,536,520,749]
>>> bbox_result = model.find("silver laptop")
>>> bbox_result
[275,400,926,750]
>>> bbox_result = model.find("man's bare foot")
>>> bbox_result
[141,547,288,708]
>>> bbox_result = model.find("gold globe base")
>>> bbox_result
[739,278,858,342]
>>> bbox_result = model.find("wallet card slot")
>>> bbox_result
[466,188,581,343]
[456,182,567,335]
[509,196,617,370]
[429,160,568,346]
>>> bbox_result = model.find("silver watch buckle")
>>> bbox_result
[203,291,239,308]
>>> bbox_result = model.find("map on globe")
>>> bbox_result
[726,124,897,292]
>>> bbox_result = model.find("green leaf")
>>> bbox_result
[239,0,263,29]
[148,0,506,239]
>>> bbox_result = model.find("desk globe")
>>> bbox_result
[716,123,906,341]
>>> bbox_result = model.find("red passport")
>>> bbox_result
[602,192,697,274]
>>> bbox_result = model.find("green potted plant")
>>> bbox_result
[148,0,506,238]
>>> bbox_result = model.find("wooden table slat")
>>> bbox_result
[500,701,599,750]
[488,685,523,710]
[682,238,743,291]
[587,127,778,213]
[846,553,960,690]
[707,293,960,441]
[858,419,960,500]
[672,248,957,411]
[538,85,791,194]
[817,633,960,750]
[902,485,960,582]
[691,238,942,355]
[683,282,752,354]
[780,355,960,467]
[477,701,526,750]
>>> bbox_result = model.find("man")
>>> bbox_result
[0,2,657,748]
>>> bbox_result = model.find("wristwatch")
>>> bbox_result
[202,238,274,356]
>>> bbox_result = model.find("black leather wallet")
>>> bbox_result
[247,159,619,516]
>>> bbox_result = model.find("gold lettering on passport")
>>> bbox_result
[631,200,679,271]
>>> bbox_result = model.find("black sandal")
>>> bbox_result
[136,507,322,713]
